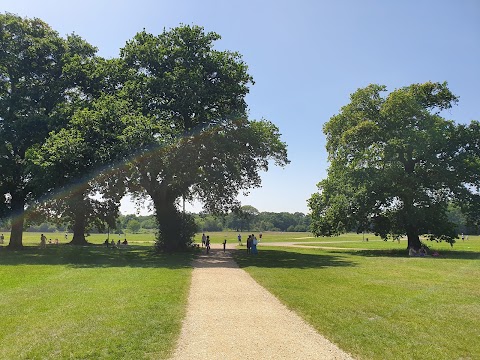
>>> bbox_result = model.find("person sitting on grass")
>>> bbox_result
[122,239,128,246]
[408,247,418,257]
[419,244,428,256]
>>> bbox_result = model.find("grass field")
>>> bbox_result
[234,234,480,360]
[0,236,192,360]
[1,231,479,359]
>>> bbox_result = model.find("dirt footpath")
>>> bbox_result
[170,245,354,360]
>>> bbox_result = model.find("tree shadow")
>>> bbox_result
[232,248,356,269]
[192,248,241,269]
[332,248,480,260]
[0,244,193,269]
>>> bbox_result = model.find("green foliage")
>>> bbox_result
[155,211,198,252]
[1,17,289,251]
[309,82,480,249]
[195,208,311,232]
[120,25,289,251]
[0,13,69,247]
[126,219,141,233]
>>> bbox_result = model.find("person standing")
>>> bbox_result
[206,236,211,254]
[246,235,252,254]
[202,233,206,247]
[252,234,258,255]
[237,233,242,246]
[223,238,227,252]
[0,233,4,244]
[40,234,47,248]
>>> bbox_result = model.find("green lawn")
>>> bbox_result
[233,235,480,360]
[2,231,479,359]
[0,236,192,360]
[193,230,321,244]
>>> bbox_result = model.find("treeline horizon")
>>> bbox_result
[0,207,312,234]
[1,203,475,235]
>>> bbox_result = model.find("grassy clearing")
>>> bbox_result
[193,231,320,244]
[0,239,192,360]
[233,236,480,360]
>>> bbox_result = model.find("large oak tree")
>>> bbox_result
[309,82,479,249]
[120,25,289,251]
[0,13,92,248]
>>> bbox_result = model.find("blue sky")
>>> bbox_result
[3,0,479,214]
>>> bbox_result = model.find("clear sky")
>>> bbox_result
[2,0,479,214]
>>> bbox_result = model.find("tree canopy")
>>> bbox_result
[119,25,289,251]
[1,15,289,250]
[0,13,91,247]
[308,82,480,249]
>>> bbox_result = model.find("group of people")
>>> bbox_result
[408,245,428,257]
[408,244,440,257]
[40,234,59,248]
[246,234,259,254]
[201,233,211,253]
[105,238,128,248]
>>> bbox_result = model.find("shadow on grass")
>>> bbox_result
[331,248,480,260]
[232,249,356,269]
[0,244,194,269]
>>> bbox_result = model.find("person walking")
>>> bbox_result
[223,238,227,252]
[202,233,206,247]
[237,233,242,246]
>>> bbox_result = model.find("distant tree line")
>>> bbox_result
[1,203,474,235]
[0,207,312,234]
[195,206,312,232]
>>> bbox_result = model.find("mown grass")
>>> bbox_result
[233,235,480,360]
[2,231,478,359]
[0,238,193,360]
[193,230,320,244]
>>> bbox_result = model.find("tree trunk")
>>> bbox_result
[151,186,195,252]
[153,190,182,252]
[406,226,421,250]
[7,196,24,249]
[69,200,89,246]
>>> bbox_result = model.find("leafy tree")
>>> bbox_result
[0,13,70,248]
[139,216,156,230]
[29,94,149,244]
[309,82,480,249]
[227,205,259,231]
[121,25,289,251]
[126,219,141,233]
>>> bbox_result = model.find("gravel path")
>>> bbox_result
[170,244,354,360]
